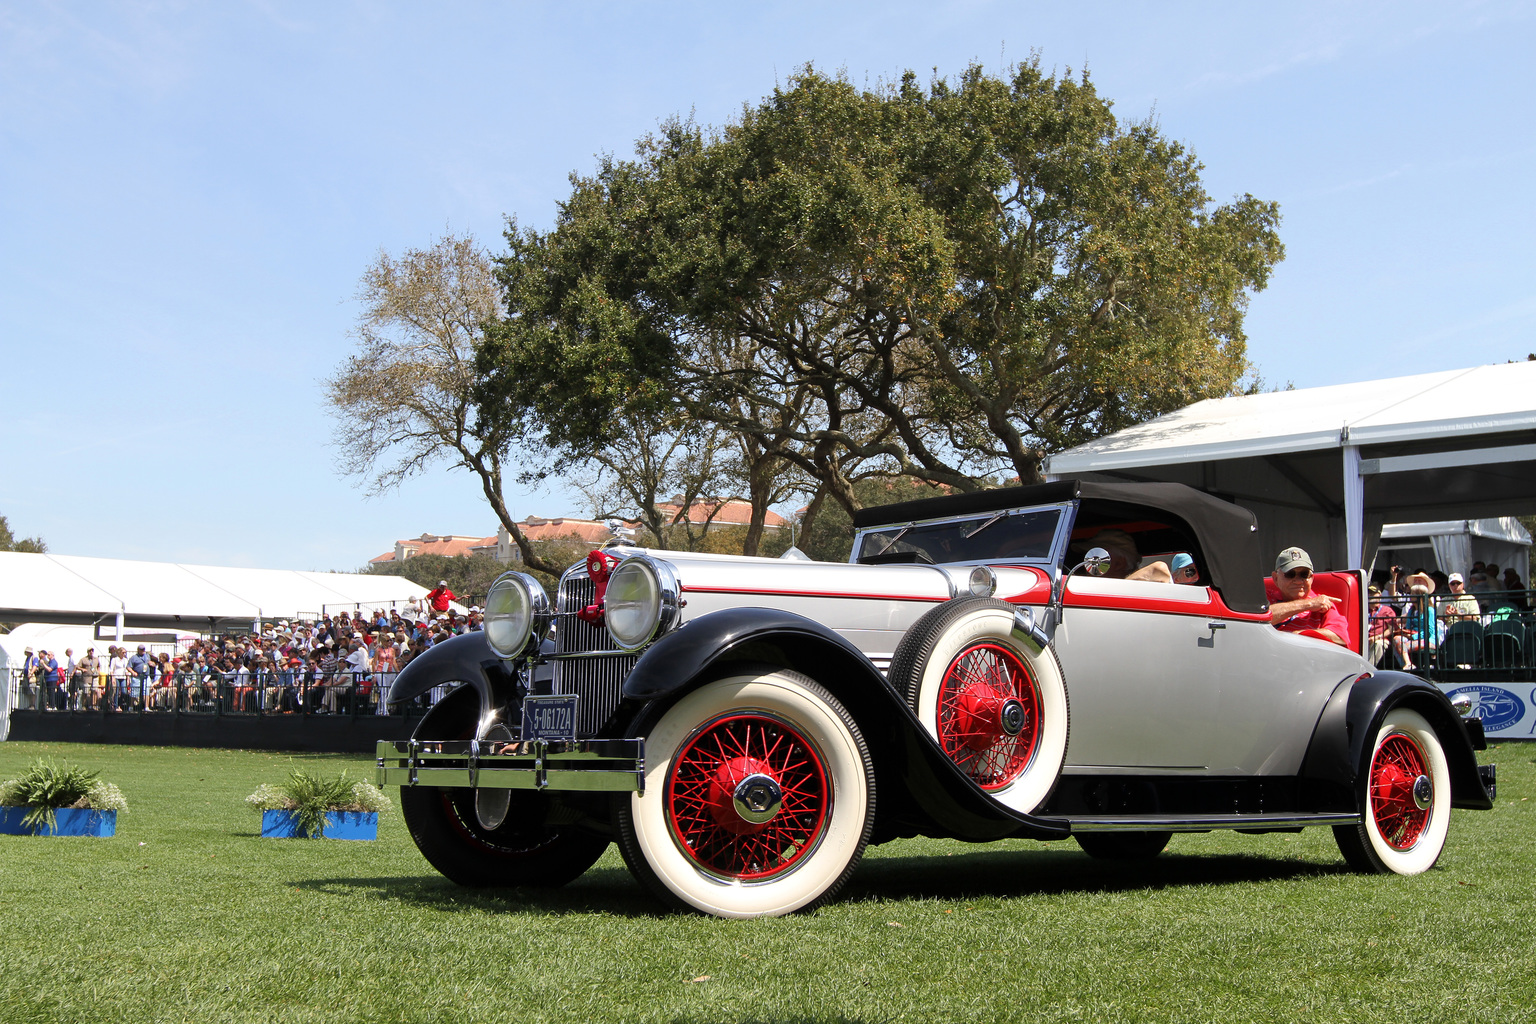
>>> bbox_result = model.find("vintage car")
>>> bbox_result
[377,479,1496,918]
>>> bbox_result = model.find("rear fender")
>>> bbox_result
[622,606,1070,842]
[1300,670,1492,811]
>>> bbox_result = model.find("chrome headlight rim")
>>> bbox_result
[603,555,679,652]
[483,571,551,660]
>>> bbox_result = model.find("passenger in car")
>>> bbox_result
[1170,552,1200,584]
[1265,546,1348,646]
[1088,529,1173,583]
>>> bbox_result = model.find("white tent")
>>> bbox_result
[1376,518,1531,579]
[1044,361,1536,571]
[0,552,444,634]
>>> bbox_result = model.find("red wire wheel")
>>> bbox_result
[936,641,1041,789]
[1369,731,1432,851]
[666,712,830,881]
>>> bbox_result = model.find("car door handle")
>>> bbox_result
[1207,622,1227,630]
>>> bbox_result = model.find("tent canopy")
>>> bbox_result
[0,552,444,632]
[1044,361,1536,571]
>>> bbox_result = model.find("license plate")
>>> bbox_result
[521,694,578,742]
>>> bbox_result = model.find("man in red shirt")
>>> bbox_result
[426,580,455,614]
[1265,546,1348,646]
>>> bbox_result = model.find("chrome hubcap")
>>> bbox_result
[1412,773,1433,810]
[999,699,1025,737]
[731,773,784,824]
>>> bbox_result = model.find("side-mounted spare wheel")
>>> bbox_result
[888,597,1070,814]
[398,687,609,888]
[615,667,875,918]
[1334,707,1452,875]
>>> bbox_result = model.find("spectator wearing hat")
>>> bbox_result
[426,580,456,615]
[19,647,39,710]
[127,645,152,709]
[1170,552,1199,584]
[1265,546,1348,646]
[1441,573,1480,624]
[1393,574,1442,671]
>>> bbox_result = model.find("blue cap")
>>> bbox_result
[1171,553,1194,573]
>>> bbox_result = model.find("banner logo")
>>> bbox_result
[1446,685,1526,732]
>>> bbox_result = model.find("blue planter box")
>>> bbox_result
[260,809,378,840]
[0,806,117,837]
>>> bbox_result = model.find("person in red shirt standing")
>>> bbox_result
[1265,546,1348,646]
[426,580,455,615]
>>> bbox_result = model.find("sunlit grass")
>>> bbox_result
[0,740,1530,1023]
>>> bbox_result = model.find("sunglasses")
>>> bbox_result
[1283,567,1312,580]
[1177,566,1198,578]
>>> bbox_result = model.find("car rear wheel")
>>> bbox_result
[615,668,875,918]
[1333,707,1451,875]
[890,597,1069,814]
[1074,830,1173,860]
[398,686,609,888]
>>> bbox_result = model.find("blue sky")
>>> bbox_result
[3,1,1532,570]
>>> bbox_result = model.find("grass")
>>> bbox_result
[0,740,1531,1024]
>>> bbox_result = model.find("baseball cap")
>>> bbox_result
[1171,553,1194,573]
[1449,572,1464,584]
[438,579,448,586]
[1275,547,1313,573]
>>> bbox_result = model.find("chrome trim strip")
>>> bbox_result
[1058,812,1361,833]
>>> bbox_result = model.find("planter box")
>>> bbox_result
[0,806,117,837]
[260,809,378,840]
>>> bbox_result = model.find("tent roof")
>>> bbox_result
[0,552,440,631]
[1046,361,1536,475]
[1379,518,1533,544]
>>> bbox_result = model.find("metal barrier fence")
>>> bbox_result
[5,668,451,720]
[1370,588,1536,682]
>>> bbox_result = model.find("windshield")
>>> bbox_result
[855,508,1061,565]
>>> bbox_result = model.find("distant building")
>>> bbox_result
[656,498,788,531]
[372,504,787,568]
[370,518,625,567]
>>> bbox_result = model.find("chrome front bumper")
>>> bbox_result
[375,739,645,794]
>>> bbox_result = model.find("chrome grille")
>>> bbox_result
[551,568,636,737]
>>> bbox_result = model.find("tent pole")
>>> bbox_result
[1342,444,1364,570]
[115,607,124,643]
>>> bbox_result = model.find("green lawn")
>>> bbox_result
[0,740,1531,1024]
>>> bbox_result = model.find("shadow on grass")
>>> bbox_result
[289,864,662,915]
[845,845,1349,903]
[289,845,1348,918]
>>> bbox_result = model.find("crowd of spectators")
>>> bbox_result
[1367,559,1530,671]
[13,601,485,716]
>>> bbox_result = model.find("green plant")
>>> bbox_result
[246,768,391,838]
[0,757,128,832]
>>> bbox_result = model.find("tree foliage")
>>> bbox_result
[0,514,46,554]
[326,234,562,575]
[479,61,1283,522]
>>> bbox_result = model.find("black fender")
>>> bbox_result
[386,632,521,726]
[622,606,1071,843]
[1300,670,1493,811]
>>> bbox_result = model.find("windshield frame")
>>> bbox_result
[850,502,1076,568]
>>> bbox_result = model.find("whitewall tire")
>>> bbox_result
[1334,707,1451,875]
[615,668,875,918]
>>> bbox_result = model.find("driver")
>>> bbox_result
[1087,529,1172,583]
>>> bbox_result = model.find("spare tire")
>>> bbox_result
[888,597,1069,814]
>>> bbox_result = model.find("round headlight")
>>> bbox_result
[968,565,998,597]
[604,556,678,651]
[483,572,550,659]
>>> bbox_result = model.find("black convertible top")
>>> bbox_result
[851,479,1268,614]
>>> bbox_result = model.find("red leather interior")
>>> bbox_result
[1308,571,1363,654]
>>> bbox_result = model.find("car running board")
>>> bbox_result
[1048,812,1362,833]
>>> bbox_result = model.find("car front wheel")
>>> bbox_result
[615,668,875,918]
[1333,707,1451,875]
[399,686,609,888]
